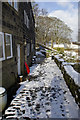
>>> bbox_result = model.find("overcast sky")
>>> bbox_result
[35,0,79,42]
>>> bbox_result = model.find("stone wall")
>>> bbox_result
[52,55,80,107]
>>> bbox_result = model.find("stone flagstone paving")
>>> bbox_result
[4,57,80,119]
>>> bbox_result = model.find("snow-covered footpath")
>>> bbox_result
[3,57,80,119]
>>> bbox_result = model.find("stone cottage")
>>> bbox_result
[0,1,35,90]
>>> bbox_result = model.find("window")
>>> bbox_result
[31,44,34,51]
[26,0,29,3]
[8,0,18,11]
[14,0,18,11]
[8,0,12,6]
[24,10,29,28]
[5,34,13,59]
[0,32,5,61]
[27,43,30,56]
[24,10,27,25]
[30,9,32,18]
[27,16,29,28]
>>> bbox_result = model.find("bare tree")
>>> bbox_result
[32,2,73,47]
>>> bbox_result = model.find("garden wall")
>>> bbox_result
[52,55,80,107]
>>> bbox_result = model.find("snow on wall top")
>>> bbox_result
[64,65,80,87]
[54,55,64,62]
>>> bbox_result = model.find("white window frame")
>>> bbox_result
[5,33,13,59]
[24,10,29,28]
[0,32,5,61]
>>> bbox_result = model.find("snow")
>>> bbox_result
[40,49,46,53]
[53,44,64,48]
[30,64,38,74]
[62,62,69,66]
[15,64,38,97]
[54,55,64,63]
[58,58,64,62]
[64,65,80,86]
[64,51,78,59]
[64,43,79,49]
[4,57,80,119]
[70,43,78,49]
[54,55,60,59]
[62,62,76,66]
[15,81,28,97]
[54,54,80,86]
[33,56,36,59]
[36,51,45,57]
[54,51,80,87]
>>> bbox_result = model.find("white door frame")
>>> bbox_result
[17,44,21,75]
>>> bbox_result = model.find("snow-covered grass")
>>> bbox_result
[51,47,79,63]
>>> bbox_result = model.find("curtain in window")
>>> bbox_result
[27,43,30,56]
[14,0,18,11]
[6,35,11,57]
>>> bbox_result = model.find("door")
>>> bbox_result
[17,44,21,75]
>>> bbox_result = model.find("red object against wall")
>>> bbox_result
[25,62,30,74]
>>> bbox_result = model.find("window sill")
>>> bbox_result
[0,56,13,61]
[7,56,13,59]
[0,58,5,62]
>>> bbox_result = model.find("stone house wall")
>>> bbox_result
[0,2,35,90]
